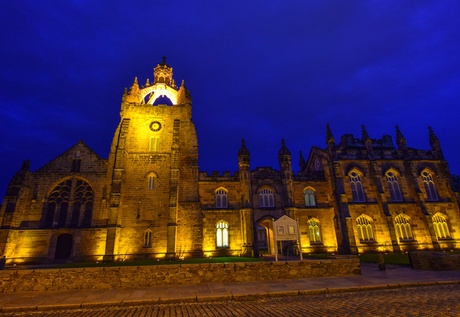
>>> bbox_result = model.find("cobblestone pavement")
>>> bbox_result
[2,284,459,317]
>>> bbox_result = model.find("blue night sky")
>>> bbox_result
[1,1,459,197]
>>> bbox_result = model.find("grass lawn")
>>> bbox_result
[51,256,265,269]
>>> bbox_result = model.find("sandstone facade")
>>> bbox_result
[1,59,459,264]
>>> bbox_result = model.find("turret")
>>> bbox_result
[278,139,292,173]
[238,139,251,205]
[177,80,192,104]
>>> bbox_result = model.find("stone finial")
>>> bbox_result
[395,125,407,150]
[361,125,371,144]
[429,126,442,155]
[326,124,335,146]
[238,139,250,157]
[278,139,291,157]
[299,150,306,170]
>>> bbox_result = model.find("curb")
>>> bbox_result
[1,281,459,313]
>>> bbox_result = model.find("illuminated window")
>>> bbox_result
[43,178,93,228]
[216,221,229,247]
[394,214,412,241]
[304,188,316,207]
[215,188,228,208]
[149,137,160,152]
[258,188,274,207]
[432,213,450,239]
[386,171,402,202]
[144,230,152,247]
[422,171,438,201]
[350,172,365,202]
[148,175,155,190]
[356,215,374,242]
[307,218,321,243]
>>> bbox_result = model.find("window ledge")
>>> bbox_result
[399,238,416,243]
[359,240,376,244]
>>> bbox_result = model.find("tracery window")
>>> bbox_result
[422,171,438,201]
[307,218,321,243]
[349,171,365,202]
[144,230,152,247]
[394,214,413,241]
[432,213,450,239]
[356,215,374,242]
[43,178,94,228]
[215,188,228,208]
[304,188,316,207]
[258,188,275,207]
[386,171,402,202]
[148,175,155,190]
[216,221,229,247]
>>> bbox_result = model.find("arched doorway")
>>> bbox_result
[257,218,275,255]
[55,233,73,260]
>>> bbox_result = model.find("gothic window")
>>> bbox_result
[394,214,413,241]
[148,175,155,190]
[432,213,450,239]
[215,188,228,208]
[356,215,374,242]
[149,137,160,152]
[43,178,94,228]
[304,188,316,207]
[307,218,321,243]
[349,171,365,202]
[386,171,402,202]
[144,230,152,248]
[422,171,439,201]
[216,221,229,247]
[258,188,275,208]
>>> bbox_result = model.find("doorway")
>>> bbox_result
[55,233,73,260]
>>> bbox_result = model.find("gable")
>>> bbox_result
[36,141,108,174]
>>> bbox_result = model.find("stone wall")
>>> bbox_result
[0,257,360,293]
[409,251,460,270]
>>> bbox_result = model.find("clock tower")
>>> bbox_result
[105,58,201,260]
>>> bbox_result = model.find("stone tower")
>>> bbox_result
[105,57,202,260]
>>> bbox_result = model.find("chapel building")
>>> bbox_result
[1,60,459,264]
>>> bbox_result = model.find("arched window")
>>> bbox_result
[307,218,321,243]
[394,214,413,241]
[356,215,374,242]
[304,188,316,207]
[258,188,274,207]
[432,213,450,239]
[349,171,365,202]
[215,188,228,208]
[148,175,155,190]
[43,178,93,228]
[216,221,229,247]
[422,171,438,201]
[144,230,152,247]
[149,137,160,152]
[386,171,402,202]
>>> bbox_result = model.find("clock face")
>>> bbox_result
[150,121,162,132]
